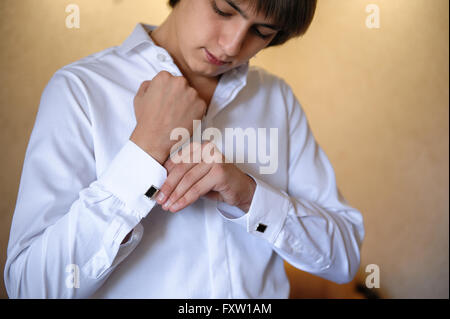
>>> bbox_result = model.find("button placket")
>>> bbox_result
[149,46,182,76]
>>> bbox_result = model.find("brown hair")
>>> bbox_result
[167,0,317,47]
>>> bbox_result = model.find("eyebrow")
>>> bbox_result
[224,0,281,31]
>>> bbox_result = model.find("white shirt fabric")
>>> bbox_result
[4,23,365,299]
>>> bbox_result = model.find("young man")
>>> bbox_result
[5,0,364,298]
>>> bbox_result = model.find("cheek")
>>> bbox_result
[185,2,221,40]
[200,17,223,44]
[239,42,265,61]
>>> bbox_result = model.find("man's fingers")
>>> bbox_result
[159,142,221,211]
[163,157,176,172]
[162,163,211,211]
[169,172,217,213]
[136,80,151,97]
[157,162,197,205]
[164,141,203,172]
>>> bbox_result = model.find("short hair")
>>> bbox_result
[167,0,317,47]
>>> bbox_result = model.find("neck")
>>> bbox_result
[149,12,219,89]
[149,15,220,106]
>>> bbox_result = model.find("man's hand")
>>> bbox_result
[130,71,207,164]
[156,142,256,213]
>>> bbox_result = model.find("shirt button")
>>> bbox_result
[157,53,167,62]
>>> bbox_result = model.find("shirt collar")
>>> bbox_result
[118,23,157,55]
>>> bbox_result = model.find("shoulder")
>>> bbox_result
[42,45,127,110]
[247,65,297,104]
[52,45,124,82]
[38,47,113,120]
[247,65,288,89]
[246,65,302,115]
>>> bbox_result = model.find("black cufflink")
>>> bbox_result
[145,185,160,200]
[256,223,267,233]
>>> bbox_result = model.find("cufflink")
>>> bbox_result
[145,185,160,200]
[256,223,267,233]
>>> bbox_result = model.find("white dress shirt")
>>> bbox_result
[4,23,365,298]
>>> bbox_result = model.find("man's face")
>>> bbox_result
[173,0,279,77]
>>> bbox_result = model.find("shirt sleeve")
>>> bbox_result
[216,79,365,284]
[4,70,166,298]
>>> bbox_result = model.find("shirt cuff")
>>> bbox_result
[246,175,291,243]
[216,175,291,244]
[98,139,167,218]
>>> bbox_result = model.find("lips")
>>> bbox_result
[204,49,229,66]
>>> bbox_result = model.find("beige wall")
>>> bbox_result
[0,0,448,299]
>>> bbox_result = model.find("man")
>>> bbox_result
[4,0,364,298]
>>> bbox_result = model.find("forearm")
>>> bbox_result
[272,196,364,284]
[216,176,364,284]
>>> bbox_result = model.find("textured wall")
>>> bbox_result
[0,0,448,299]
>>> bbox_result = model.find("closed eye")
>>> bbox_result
[212,0,275,39]
[252,27,274,39]
[212,0,232,17]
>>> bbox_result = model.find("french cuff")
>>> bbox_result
[98,139,167,218]
[217,175,291,245]
[246,176,291,244]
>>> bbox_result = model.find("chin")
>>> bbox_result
[192,62,226,78]
[207,67,229,78]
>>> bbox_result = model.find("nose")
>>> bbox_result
[218,22,248,58]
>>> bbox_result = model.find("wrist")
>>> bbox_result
[130,131,168,165]
[238,174,256,213]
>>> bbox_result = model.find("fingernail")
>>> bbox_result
[171,202,180,211]
[156,192,165,203]
[163,200,172,210]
